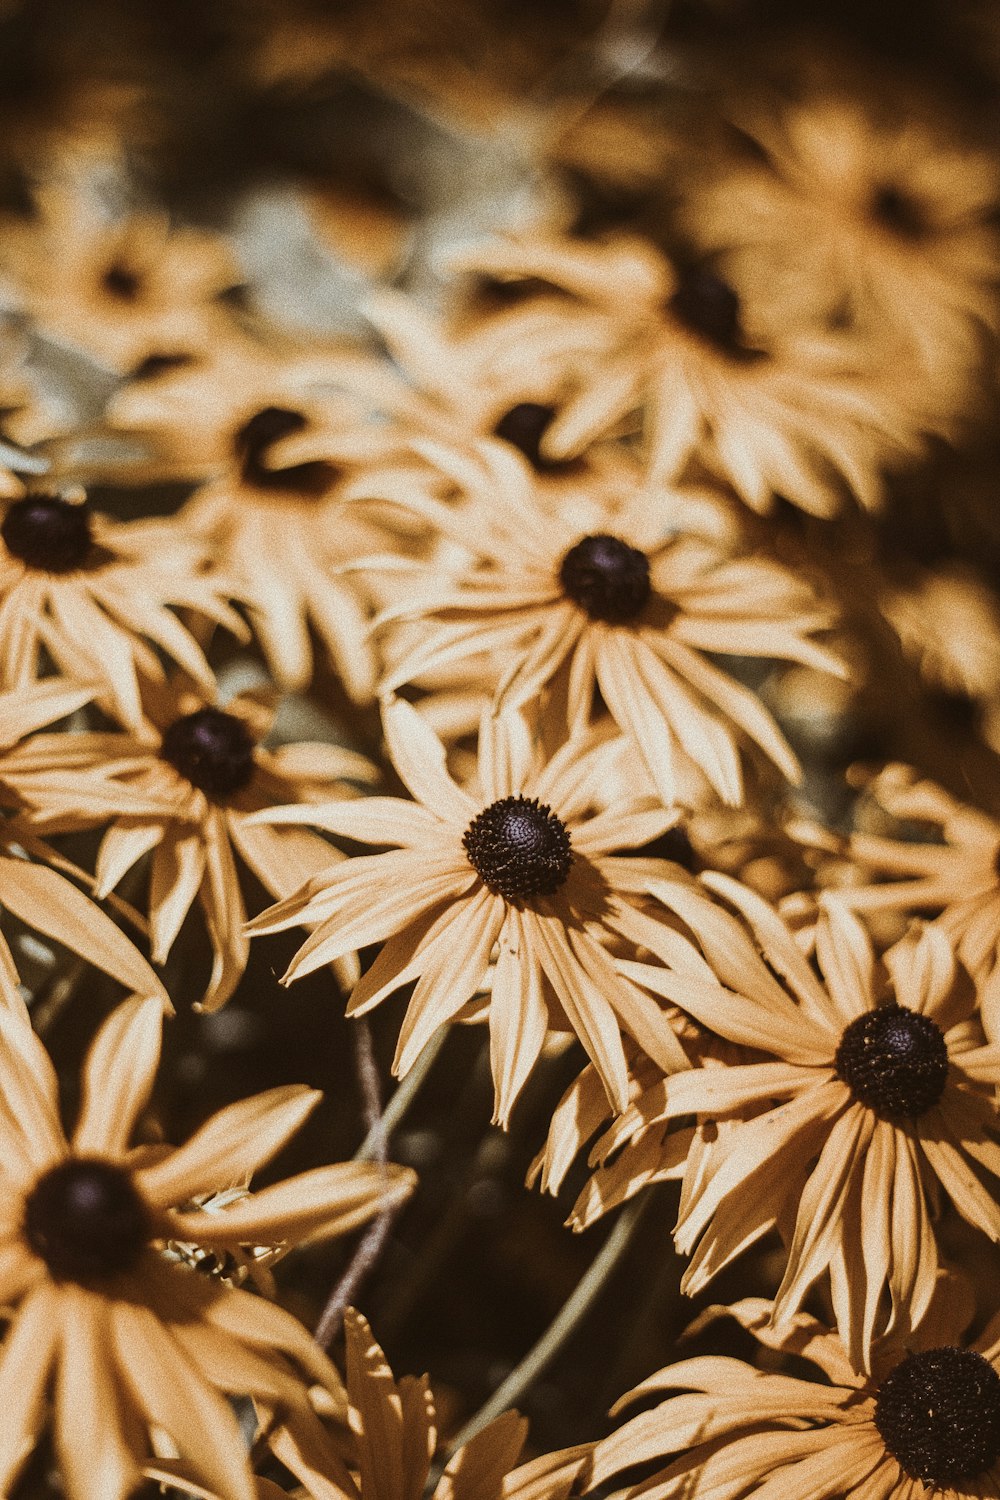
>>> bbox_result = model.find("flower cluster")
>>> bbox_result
[0,7,994,1500]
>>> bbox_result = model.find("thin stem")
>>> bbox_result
[315,1018,400,1349]
[443,1192,650,1457]
[354,1026,447,1162]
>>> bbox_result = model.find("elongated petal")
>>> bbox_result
[135,1085,321,1208]
[166,1161,416,1247]
[73,995,164,1156]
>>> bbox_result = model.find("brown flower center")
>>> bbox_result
[464,795,573,901]
[834,1003,948,1119]
[161,707,256,799]
[875,1347,1000,1486]
[870,184,926,241]
[1,495,94,573]
[234,406,338,497]
[102,262,143,300]
[560,534,651,624]
[668,268,744,353]
[24,1158,150,1282]
[492,403,570,472]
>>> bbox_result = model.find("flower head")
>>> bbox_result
[247,697,738,1120]
[615,884,1000,1371]
[7,671,378,1009]
[0,992,415,1500]
[363,441,845,805]
[591,1291,1000,1500]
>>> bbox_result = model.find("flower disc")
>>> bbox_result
[24,1158,150,1281]
[464,794,573,901]
[1,495,94,573]
[161,707,256,798]
[559,534,651,623]
[875,1347,1000,1486]
[835,1002,949,1119]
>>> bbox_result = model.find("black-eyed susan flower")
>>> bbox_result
[617,883,1000,1371]
[7,671,377,1009]
[591,1292,1000,1500]
[247,698,734,1121]
[360,441,845,805]
[0,487,246,728]
[0,992,415,1500]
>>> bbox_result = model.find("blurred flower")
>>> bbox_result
[7,671,377,1009]
[838,764,1000,1026]
[448,233,921,514]
[882,564,1000,704]
[360,440,844,804]
[0,487,246,728]
[0,181,241,373]
[591,1290,1000,1500]
[682,91,1000,392]
[0,992,415,1500]
[247,697,745,1120]
[108,335,403,694]
[621,888,1000,1371]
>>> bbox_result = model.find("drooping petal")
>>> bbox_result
[72,995,164,1157]
[135,1085,321,1208]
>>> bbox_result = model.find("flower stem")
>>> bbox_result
[443,1192,650,1456]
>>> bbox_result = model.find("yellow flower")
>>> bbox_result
[8,671,378,1009]
[0,487,246,728]
[0,992,415,1500]
[0,180,241,373]
[447,232,921,514]
[619,885,1000,1371]
[361,440,845,804]
[108,334,404,694]
[592,1292,1000,1500]
[837,765,1000,1023]
[248,698,735,1121]
[682,91,1000,388]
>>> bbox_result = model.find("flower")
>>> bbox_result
[7,671,378,1009]
[591,1290,1000,1500]
[682,90,1000,386]
[448,232,921,515]
[0,992,416,1500]
[247,697,730,1121]
[108,334,403,694]
[362,440,845,805]
[249,1307,594,1500]
[836,765,1000,1022]
[0,487,246,728]
[0,179,241,373]
[616,883,1000,1371]
[0,676,168,1005]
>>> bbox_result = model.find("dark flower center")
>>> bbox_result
[24,1158,150,1282]
[233,406,338,497]
[464,795,573,902]
[160,707,256,798]
[875,1347,1000,1486]
[835,1002,949,1119]
[560,533,651,624]
[871,184,926,241]
[102,262,143,300]
[493,403,569,472]
[668,268,744,352]
[1,494,94,573]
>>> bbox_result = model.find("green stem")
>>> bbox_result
[443,1193,650,1456]
[353,1026,447,1161]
